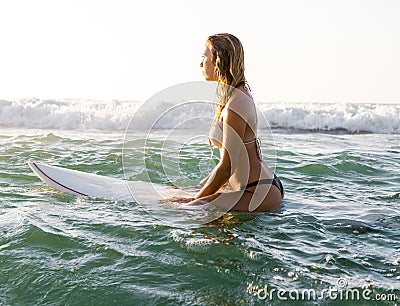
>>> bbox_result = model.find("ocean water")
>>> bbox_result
[0,99,399,305]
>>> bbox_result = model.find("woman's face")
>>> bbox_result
[200,44,216,81]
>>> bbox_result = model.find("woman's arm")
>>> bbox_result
[194,97,248,199]
[194,162,230,199]
[199,173,211,186]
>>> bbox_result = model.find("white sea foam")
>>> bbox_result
[0,98,137,131]
[0,98,399,134]
[258,102,400,134]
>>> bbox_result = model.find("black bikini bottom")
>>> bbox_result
[240,174,284,198]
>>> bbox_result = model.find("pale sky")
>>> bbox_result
[0,0,399,103]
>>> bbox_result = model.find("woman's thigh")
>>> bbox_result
[187,187,281,212]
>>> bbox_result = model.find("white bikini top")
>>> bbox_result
[209,119,223,147]
[208,83,261,159]
[208,118,263,160]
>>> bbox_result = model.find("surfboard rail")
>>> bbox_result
[28,160,191,202]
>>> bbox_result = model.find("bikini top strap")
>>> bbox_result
[243,138,263,161]
[243,138,257,145]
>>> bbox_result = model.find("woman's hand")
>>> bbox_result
[171,185,202,192]
[159,197,195,204]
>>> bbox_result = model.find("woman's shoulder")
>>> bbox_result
[226,88,255,114]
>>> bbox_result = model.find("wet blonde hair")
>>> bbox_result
[207,33,246,121]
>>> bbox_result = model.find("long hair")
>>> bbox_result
[206,33,246,121]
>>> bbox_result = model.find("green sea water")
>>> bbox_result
[0,128,399,305]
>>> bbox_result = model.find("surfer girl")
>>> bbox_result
[182,33,284,211]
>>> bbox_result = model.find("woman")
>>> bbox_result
[188,33,284,212]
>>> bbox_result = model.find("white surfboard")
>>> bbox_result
[28,161,191,203]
